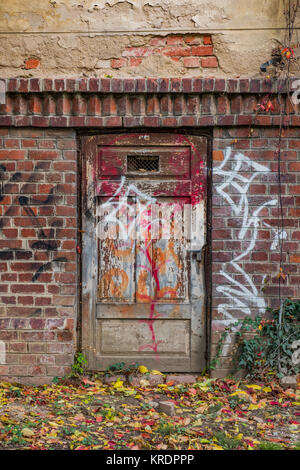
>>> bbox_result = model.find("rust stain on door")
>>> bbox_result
[81,133,207,372]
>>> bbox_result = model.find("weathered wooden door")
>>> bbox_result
[81,134,207,372]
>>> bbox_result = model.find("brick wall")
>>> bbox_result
[0,78,299,382]
[108,34,217,71]
[0,128,77,384]
[211,127,300,376]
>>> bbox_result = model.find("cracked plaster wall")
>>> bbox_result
[0,0,299,78]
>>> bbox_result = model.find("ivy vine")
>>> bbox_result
[210,299,300,379]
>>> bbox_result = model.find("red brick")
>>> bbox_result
[104,116,122,127]
[290,185,300,194]
[102,96,117,115]
[87,96,101,115]
[149,37,166,46]
[1,296,16,304]
[191,46,213,56]
[4,139,19,148]
[183,57,200,68]
[122,47,153,57]
[29,150,59,160]
[2,229,18,238]
[57,330,73,342]
[203,35,212,45]
[161,117,178,127]
[49,117,68,127]
[18,296,34,305]
[201,57,218,68]
[251,252,268,261]
[0,150,26,160]
[88,78,100,92]
[289,162,300,171]
[143,117,160,127]
[55,272,76,283]
[184,36,201,45]
[56,206,76,216]
[111,58,127,69]
[166,35,183,45]
[35,297,52,306]
[24,58,40,69]
[11,284,45,293]
[21,139,37,148]
[29,96,42,114]
[289,208,300,216]
[72,95,87,115]
[129,58,143,66]
[54,79,65,92]
[85,117,103,127]
[43,95,56,115]
[162,46,190,57]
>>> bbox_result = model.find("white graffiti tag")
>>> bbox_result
[96,176,204,247]
[96,176,156,241]
[214,147,287,354]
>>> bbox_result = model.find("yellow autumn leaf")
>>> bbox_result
[21,428,35,438]
[198,385,209,392]
[212,444,224,450]
[0,416,12,423]
[192,419,202,427]
[246,385,261,390]
[113,379,123,389]
[150,370,163,375]
[48,421,59,427]
[124,390,135,396]
[138,365,148,374]
[262,386,272,393]
[248,404,260,410]
[230,390,248,396]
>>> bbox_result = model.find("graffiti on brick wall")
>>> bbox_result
[214,147,287,354]
[0,163,67,283]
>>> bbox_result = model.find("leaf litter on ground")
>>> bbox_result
[0,372,299,450]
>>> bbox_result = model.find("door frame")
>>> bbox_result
[79,130,212,371]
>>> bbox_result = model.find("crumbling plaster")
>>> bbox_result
[0,0,299,77]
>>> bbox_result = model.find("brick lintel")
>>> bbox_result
[2,77,298,94]
[0,78,299,128]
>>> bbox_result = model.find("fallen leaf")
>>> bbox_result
[21,428,35,438]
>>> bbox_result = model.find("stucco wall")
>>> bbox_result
[0,0,299,77]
